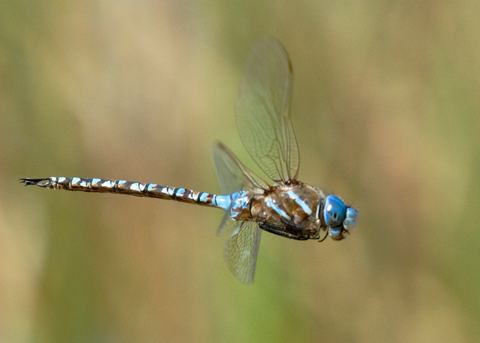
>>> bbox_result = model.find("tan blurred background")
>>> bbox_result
[1,1,480,342]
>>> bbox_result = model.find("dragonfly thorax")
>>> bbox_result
[229,182,326,240]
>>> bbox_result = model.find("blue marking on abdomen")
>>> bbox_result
[214,194,232,210]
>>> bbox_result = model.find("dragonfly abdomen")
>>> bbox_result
[20,176,231,209]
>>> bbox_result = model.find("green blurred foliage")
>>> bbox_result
[1,0,480,342]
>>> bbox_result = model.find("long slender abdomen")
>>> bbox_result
[20,176,231,209]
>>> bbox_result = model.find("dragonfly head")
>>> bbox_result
[322,195,358,240]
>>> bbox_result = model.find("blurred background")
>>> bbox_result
[1,1,480,342]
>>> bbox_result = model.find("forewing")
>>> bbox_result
[224,221,262,284]
[236,38,300,182]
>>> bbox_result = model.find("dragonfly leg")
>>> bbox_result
[259,222,310,240]
[318,230,329,242]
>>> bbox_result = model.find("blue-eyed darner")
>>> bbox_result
[21,38,358,283]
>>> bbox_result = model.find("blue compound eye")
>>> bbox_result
[323,195,347,227]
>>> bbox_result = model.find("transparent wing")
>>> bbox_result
[236,38,300,182]
[224,221,262,284]
[213,142,267,194]
[213,143,263,283]
[213,142,267,235]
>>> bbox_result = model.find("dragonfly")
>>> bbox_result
[21,38,358,283]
